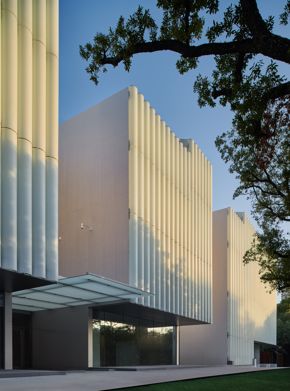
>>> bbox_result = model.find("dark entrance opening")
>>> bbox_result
[92,304,178,367]
[93,319,176,367]
[13,312,32,369]
[0,306,3,369]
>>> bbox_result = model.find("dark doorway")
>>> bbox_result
[13,312,32,369]
[0,306,3,369]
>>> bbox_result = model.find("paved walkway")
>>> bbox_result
[0,366,283,391]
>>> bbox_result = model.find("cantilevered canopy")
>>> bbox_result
[12,273,150,312]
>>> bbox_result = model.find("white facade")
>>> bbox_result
[128,87,212,322]
[60,86,212,323]
[0,0,58,280]
[180,208,276,366]
[226,208,276,365]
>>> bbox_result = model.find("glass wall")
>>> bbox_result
[93,320,176,367]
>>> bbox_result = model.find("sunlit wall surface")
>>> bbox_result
[226,208,276,365]
[60,86,212,323]
[128,87,212,322]
[0,0,58,280]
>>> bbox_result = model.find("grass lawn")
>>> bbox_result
[121,369,290,391]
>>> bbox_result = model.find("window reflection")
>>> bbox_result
[93,320,176,367]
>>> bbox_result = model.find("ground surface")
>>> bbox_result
[122,368,290,391]
[0,366,287,391]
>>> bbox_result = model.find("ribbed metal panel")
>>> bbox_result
[0,0,58,280]
[128,86,138,288]
[17,0,33,275]
[128,87,212,321]
[149,106,156,308]
[0,0,1,268]
[46,0,58,280]
[227,209,276,364]
[1,0,18,270]
[32,0,46,278]
[144,101,150,307]
[156,112,161,310]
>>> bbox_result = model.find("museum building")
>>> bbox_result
[0,0,276,370]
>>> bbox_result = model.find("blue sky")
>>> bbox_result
[59,0,290,222]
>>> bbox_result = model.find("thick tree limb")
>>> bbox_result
[99,38,258,67]
[240,0,271,37]
[263,82,290,102]
[100,34,290,74]
[240,0,290,63]
[212,82,290,102]
[234,53,246,84]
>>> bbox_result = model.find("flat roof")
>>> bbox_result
[12,273,149,312]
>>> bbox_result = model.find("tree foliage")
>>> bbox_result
[80,0,290,292]
[277,297,290,363]
[222,95,290,292]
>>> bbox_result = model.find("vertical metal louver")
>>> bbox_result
[128,86,212,323]
[0,0,58,281]
[227,209,276,364]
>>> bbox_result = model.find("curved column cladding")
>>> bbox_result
[1,0,18,271]
[32,0,46,278]
[128,86,138,288]
[175,137,180,315]
[0,1,1,267]
[0,0,58,281]
[165,125,171,313]
[128,87,212,322]
[45,0,58,280]
[160,120,166,311]
[169,131,175,314]
[137,93,144,299]
[143,100,150,307]
[155,112,161,310]
[149,106,156,308]
[17,0,33,274]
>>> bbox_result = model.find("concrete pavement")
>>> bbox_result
[0,365,283,391]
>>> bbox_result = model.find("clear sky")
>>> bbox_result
[59,0,290,223]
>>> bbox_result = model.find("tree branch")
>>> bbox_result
[234,53,246,84]
[240,0,270,37]
[250,172,287,199]
[212,87,233,99]
[252,186,289,221]
[100,32,290,76]
[250,182,284,198]
[184,0,190,45]
[263,82,290,103]
[240,0,290,63]
[100,38,257,67]
[263,168,289,199]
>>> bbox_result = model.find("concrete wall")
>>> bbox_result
[32,306,90,369]
[59,89,129,283]
[179,209,227,365]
